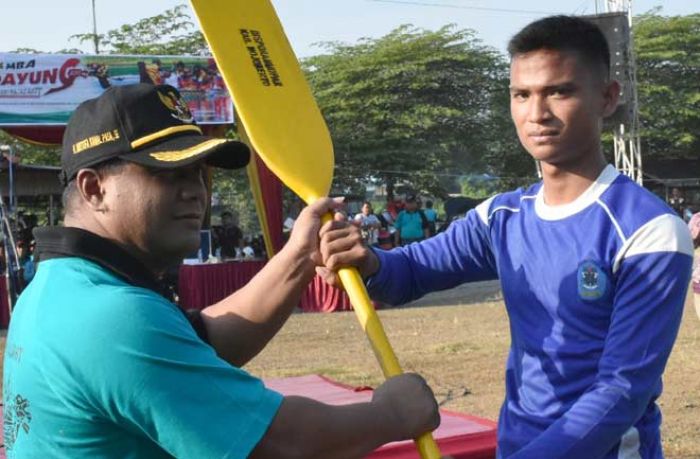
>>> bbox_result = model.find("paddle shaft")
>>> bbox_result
[321,213,442,458]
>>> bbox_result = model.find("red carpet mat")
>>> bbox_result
[265,374,497,459]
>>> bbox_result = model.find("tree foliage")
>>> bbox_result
[634,11,700,159]
[71,5,208,56]
[304,25,526,198]
[6,6,699,212]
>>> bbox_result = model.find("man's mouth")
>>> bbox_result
[174,214,202,220]
[529,130,559,143]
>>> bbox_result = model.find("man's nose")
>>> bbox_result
[527,95,552,123]
[180,169,207,200]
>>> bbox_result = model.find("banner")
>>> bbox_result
[0,53,234,125]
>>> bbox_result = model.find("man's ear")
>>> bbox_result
[601,79,621,118]
[75,169,107,212]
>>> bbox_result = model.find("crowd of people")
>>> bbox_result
[210,210,266,261]
[88,58,231,122]
[667,186,698,222]
[352,194,440,249]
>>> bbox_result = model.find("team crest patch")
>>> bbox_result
[157,89,194,123]
[577,260,608,301]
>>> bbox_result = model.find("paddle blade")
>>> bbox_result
[190,0,334,203]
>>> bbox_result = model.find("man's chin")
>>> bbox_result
[153,240,202,263]
[526,144,558,159]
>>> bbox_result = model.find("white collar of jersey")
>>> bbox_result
[535,164,619,220]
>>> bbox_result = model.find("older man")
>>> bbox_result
[2,83,439,458]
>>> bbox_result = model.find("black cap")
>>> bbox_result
[405,193,417,202]
[60,83,249,185]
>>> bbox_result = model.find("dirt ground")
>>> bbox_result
[1,280,698,458]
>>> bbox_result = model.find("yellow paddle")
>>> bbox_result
[189,1,441,457]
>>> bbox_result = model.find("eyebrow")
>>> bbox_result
[509,82,578,92]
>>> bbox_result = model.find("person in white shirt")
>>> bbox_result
[354,201,382,246]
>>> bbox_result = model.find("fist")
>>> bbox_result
[372,373,440,441]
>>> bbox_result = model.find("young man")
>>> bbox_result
[2,84,440,458]
[318,16,693,459]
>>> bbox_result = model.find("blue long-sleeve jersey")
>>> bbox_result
[367,166,693,459]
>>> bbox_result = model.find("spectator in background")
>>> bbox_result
[423,200,438,237]
[16,240,35,289]
[17,212,37,247]
[240,238,256,260]
[375,206,396,250]
[354,202,382,246]
[667,187,686,217]
[385,195,403,220]
[212,211,243,259]
[689,212,700,318]
[251,235,266,259]
[393,194,429,246]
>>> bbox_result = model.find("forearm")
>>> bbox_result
[512,251,692,459]
[250,396,399,459]
[509,386,647,459]
[201,245,314,366]
[367,218,497,305]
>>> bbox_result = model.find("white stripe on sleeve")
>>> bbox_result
[613,214,694,274]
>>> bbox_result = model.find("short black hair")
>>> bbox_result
[508,15,610,76]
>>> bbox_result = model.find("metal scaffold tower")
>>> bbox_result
[600,0,644,184]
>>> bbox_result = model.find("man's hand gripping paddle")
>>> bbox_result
[189,1,442,457]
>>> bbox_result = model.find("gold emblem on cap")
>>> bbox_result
[157,89,195,123]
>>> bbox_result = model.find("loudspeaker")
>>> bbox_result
[582,12,633,123]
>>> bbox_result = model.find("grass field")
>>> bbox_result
[1,281,698,458]
[244,281,700,459]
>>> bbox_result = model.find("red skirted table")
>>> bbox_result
[299,274,355,312]
[178,261,362,312]
[178,261,267,309]
[0,280,10,329]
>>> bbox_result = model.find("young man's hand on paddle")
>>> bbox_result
[317,214,380,286]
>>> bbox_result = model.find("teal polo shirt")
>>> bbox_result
[3,227,282,458]
[394,210,426,240]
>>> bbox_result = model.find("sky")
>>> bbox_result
[0,1,697,58]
